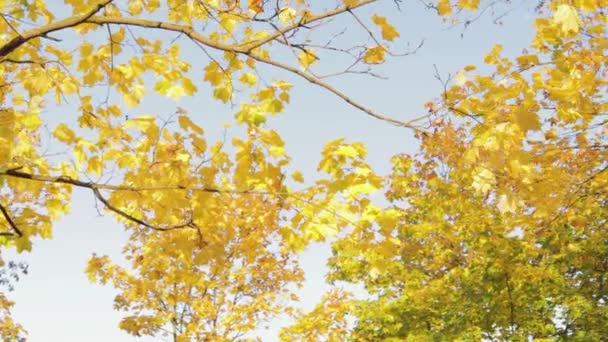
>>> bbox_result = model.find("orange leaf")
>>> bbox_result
[248,0,264,14]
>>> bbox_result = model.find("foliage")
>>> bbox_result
[0,0,406,251]
[0,0,405,339]
[319,0,608,340]
[84,125,310,340]
[0,293,26,341]
[0,261,27,341]
[280,289,355,342]
[0,0,606,341]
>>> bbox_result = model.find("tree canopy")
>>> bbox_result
[0,0,607,340]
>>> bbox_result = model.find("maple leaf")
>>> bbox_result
[457,0,479,10]
[363,46,386,64]
[437,0,452,16]
[298,49,317,70]
[248,0,264,14]
[372,15,400,41]
[553,4,581,33]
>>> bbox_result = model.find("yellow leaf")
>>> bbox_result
[53,123,77,144]
[544,128,558,140]
[73,146,87,170]
[553,4,581,33]
[437,0,452,16]
[128,0,143,15]
[239,72,257,86]
[308,222,338,241]
[203,62,225,86]
[292,171,304,183]
[516,54,540,68]
[279,7,296,24]
[279,92,290,103]
[497,194,517,214]
[124,116,155,131]
[21,113,42,130]
[214,86,232,103]
[472,168,495,194]
[219,13,238,32]
[182,77,198,96]
[514,110,541,132]
[87,156,102,176]
[178,115,204,135]
[333,145,359,158]
[0,141,12,166]
[455,71,467,85]
[175,151,190,163]
[363,46,386,64]
[298,50,317,70]
[123,84,146,107]
[348,183,378,195]
[269,146,286,158]
[457,0,479,10]
[372,15,400,41]
[264,99,284,114]
[15,238,32,252]
[273,81,292,90]
[166,84,185,100]
[578,0,599,12]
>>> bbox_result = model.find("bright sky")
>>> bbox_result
[6,1,536,341]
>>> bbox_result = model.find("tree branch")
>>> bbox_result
[84,16,246,53]
[83,1,380,53]
[0,203,22,237]
[0,0,114,58]
[0,169,256,232]
[91,188,193,231]
[249,53,421,129]
[0,169,235,193]
[240,0,380,52]
[0,0,419,128]
[84,6,419,128]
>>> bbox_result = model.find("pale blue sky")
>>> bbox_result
[5,1,536,341]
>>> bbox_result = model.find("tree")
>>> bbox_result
[0,0,410,339]
[310,0,608,340]
[0,0,410,251]
[1,0,607,341]
[84,127,308,340]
